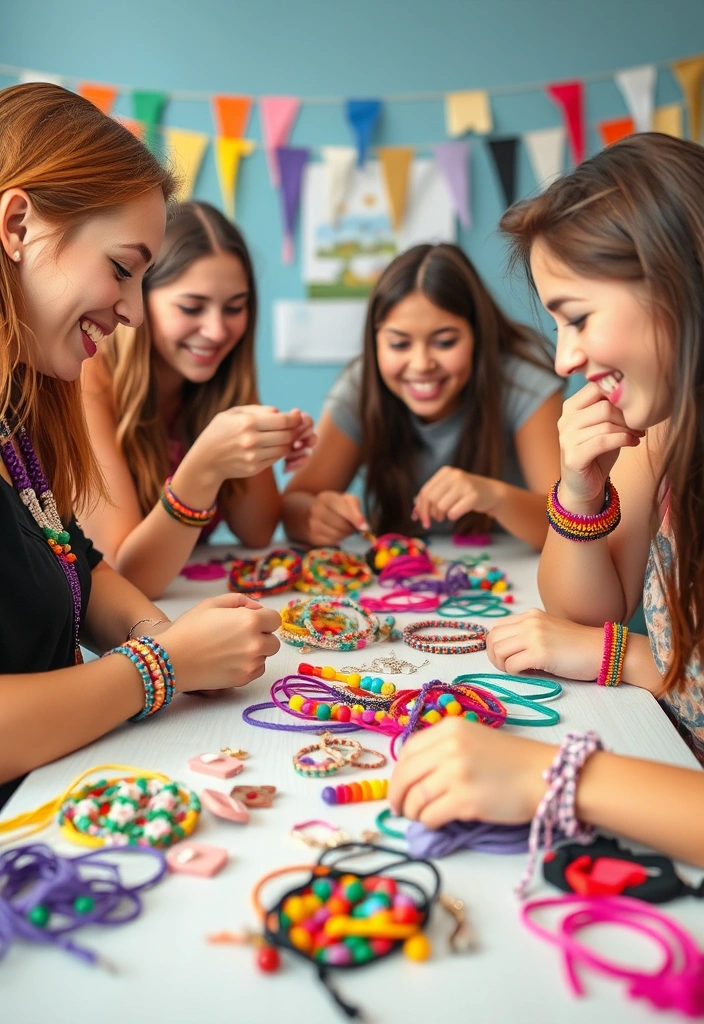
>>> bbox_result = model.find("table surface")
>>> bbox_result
[2,537,701,1024]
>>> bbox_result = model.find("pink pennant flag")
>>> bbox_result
[546,81,585,165]
[260,97,300,187]
[432,142,471,229]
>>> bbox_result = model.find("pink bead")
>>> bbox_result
[370,938,394,955]
[393,893,416,908]
[325,943,353,965]
[301,701,315,715]
[337,705,351,722]
[361,710,375,724]
[374,877,397,898]
[311,907,331,928]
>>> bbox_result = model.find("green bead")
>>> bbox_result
[311,878,332,902]
[28,904,50,927]
[464,711,479,722]
[74,895,95,914]
[344,880,365,903]
[352,942,374,963]
[316,703,331,721]
[58,531,71,544]
[279,912,291,928]
[344,935,368,949]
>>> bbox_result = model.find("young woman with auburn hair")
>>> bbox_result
[0,84,280,809]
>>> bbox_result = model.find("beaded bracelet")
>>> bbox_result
[402,619,487,655]
[546,478,621,542]
[293,734,361,777]
[294,548,373,596]
[106,637,176,721]
[160,476,217,528]
[279,596,381,651]
[597,621,629,686]
[366,532,430,572]
[298,663,396,697]
[229,549,302,598]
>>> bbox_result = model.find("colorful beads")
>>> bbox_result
[298,663,396,696]
[367,533,430,573]
[229,549,302,598]
[160,476,217,527]
[546,477,621,542]
[279,597,382,652]
[322,779,388,805]
[295,548,373,596]
[597,621,629,686]
[402,619,487,655]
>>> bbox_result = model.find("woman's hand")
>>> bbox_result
[412,467,502,531]
[159,593,281,692]
[187,405,305,485]
[557,383,645,510]
[486,608,604,680]
[389,717,555,830]
[284,410,317,474]
[307,491,369,546]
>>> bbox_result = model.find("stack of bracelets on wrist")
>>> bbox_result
[294,548,373,595]
[229,549,302,598]
[402,619,487,655]
[279,596,383,651]
[160,476,217,528]
[105,638,176,721]
[546,478,621,541]
[597,621,629,686]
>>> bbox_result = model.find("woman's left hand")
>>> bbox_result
[284,410,317,473]
[389,717,554,830]
[487,608,604,680]
[412,467,502,531]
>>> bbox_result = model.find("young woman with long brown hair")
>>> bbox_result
[81,201,315,599]
[0,84,280,810]
[389,133,704,868]
[283,243,563,549]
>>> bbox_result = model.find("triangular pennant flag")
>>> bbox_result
[446,90,492,137]
[276,146,308,264]
[345,99,382,167]
[432,142,471,229]
[672,56,704,141]
[598,115,635,148]
[165,128,209,202]
[653,103,684,139]
[488,138,519,209]
[19,70,64,86]
[321,146,357,224]
[131,90,168,153]
[378,147,413,231]
[523,127,565,191]
[615,65,656,133]
[546,80,585,164]
[214,137,255,219]
[78,82,118,115]
[212,96,252,139]
[260,97,300,187]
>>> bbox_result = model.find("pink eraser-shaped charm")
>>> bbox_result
[201,788,250,824]
[188,754,245,779]
[166,842,229,877]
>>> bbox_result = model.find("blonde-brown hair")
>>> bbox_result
[99,201,258,515]
[0,82,176,518]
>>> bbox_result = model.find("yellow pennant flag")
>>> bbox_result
[653,103,684,139]
[446,90,492,137]
[214,137,255,219]
[672,56,704,141]
[165,128,209,202]
[378,147,414,231]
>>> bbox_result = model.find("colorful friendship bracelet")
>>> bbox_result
[546,478,621,542]
[293,733,386,778]
[322,780,389,804]
[294,548,373,596]
[402,619,487,655]
[106,638,176,721]
[229,549,302,598]
[160,476,218,528]
[597,621,629,686]
[279,596,383,651]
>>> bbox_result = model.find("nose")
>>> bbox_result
[200,311,229,344]
[114,286,144,329]
[408,342,436,373]
[554,329,588,378]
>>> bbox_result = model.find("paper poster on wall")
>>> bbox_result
[302,158,455,299]
[274,299,367,364]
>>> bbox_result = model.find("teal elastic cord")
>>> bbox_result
[437,595,510,619]
[452,673,561,727]
[456,672,562,702]
[375,808,408,840]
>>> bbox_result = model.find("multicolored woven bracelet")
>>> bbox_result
[106,638,176,721]
[597,621,629,686]
[546,478,621,542]
[402,619,487,655]
[160,476,218,527]
[294,547,373,595]
[229,548,302,597]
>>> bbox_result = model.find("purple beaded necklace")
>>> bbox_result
[0,418,83,664]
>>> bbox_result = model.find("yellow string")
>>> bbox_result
[0,763,170,845]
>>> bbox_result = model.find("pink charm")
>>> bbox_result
[166,842,229,877]
[188,754,245,779]
[229,784,277,808]
[181,563,228,581]
[201,788,250,824]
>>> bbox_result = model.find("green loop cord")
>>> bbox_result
[375,807,408,840]
[452,673,562,727]
[437,595,511,618]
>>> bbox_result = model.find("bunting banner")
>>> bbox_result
[432,142,471,228]
[131,90,168,153]
[671,56,704,141]
[488,137,519,209]
[215,137,255,219]
[615,65,655,133]
[212,95,252,139]
[446,90,492,137]
[277,146,308,264]
[546,80,585,164]
[321,146,356,224]
[345,99,382,167]
[598,115,635,147]
[653,103,684,138]
[19,70,64,86]
[378,147,413,230]
[260,96,300,187]
[78,82,118,115]
[119,118,145,141]
[523,126,565,191]
[164,127,209,202]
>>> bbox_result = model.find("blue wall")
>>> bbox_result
[1,0,702,419]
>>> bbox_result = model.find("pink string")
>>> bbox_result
[180,563,228,580]
[359,590,440,613]
[378,554,436,586]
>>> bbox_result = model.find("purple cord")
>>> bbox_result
[241,700,360,733]
[406,820,533,858]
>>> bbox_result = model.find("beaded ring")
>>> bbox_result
[294,548,373,596]
[229,549,302,598]
[402,619,487,655]
[58,776,200,849]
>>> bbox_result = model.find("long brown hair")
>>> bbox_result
[360,243,554,535]
[500,132,704,695]
[0,82,175,518]
[99,202,258,515]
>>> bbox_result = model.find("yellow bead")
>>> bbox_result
[289,925,313,953]
[282,895,306,924]
[381,682,395,696]
[352,704,364,714]
[346,674,361,688]
[492,580,507,593]
[379,779,388,797]
[374,550,391,569]
[321,666,336,680]
[339,874,359,887]
[369,779,383,799]
[360,780,372,800]
[445,701,463,716]
[302,893,322,916]
[374,710,386,721]
[403,933,431,962]
[289,695,305,712]
[424,710,442,724]
[398,715,410,726]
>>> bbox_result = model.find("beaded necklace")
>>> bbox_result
[0,418,82,664]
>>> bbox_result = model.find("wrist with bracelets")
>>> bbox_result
[160,476,217,527]
[105,637,176,721]
[546,477,621,542]
[597,621,629,686]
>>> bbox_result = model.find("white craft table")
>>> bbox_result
[2,537,701,1024]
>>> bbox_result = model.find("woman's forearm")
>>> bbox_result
[538,525,628,625]
[282,489,316,545]
[82,562,169,652]
[489,484,549,551]
[221,469,281,549]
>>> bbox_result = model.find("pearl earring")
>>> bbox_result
[12,251,20,262]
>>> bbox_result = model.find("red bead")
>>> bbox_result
[392,905,421,925]
[256,944,280,973]
[504,595,514,604]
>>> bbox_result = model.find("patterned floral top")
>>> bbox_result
[642,507,704,764]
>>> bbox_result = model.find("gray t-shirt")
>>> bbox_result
[324,355,562,527]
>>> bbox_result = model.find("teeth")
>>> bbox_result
[597,371,623,395]
[186,346,216,357]
[80,319,105,344]
[407,381,441,393]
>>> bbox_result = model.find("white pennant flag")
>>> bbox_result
[321,146,357,225]
[19,70,64,87]
[615,65,656,133]
[523,127,566,191]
